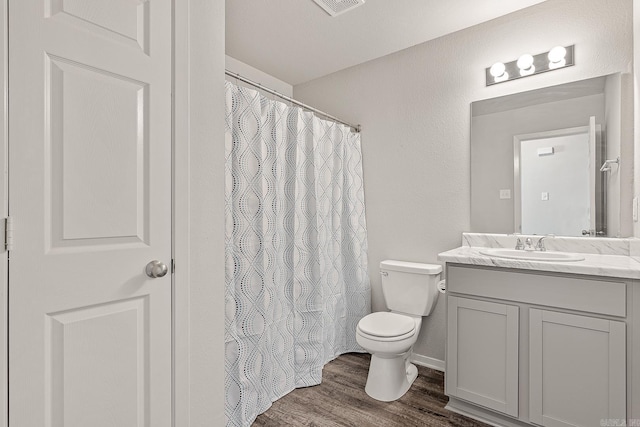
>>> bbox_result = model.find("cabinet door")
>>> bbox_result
[529,309,626,426]
[447,296,519,417]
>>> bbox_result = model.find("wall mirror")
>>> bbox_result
[470,73,631,237]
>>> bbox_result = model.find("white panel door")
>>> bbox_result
[8,0,172,426]
[515,127,591,236]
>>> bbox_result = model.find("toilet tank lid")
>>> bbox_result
[380,260,442,275]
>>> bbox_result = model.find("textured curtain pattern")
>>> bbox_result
[224,81,371,427]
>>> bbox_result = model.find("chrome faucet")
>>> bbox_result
[513,234,553,251]
[535,235,554,252]
[514,237,524,250]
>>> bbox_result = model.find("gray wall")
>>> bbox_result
[294,0,632,362]
[226,54,294,97]
[605,74,622,237]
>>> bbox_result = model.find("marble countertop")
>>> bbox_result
[438,234,640,280]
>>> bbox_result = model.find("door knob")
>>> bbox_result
[145,260,168,278]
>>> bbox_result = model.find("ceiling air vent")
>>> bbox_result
[312,0,365,17]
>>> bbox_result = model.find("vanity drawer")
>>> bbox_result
[447,265,626,317]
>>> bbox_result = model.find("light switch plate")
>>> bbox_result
[541,192,549,201]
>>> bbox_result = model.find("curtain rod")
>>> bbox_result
[225,70,361,133]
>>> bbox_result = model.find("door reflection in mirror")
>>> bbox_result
[513,118,602,237]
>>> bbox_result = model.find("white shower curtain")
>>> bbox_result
[224,81,371,427]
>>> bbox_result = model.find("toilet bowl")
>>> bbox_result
[356,312,422,401]
[356,260,441,402]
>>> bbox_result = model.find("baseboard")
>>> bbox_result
[446,397,531,427]
[410,353,445,372]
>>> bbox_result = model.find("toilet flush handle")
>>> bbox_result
[380,271,388,277]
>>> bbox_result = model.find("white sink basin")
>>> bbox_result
[479,248,585,262]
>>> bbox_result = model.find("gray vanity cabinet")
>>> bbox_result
[446,296,519,417]
[445,264,629,427]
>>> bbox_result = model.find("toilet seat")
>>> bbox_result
[357,312,416,340]
[357,327,415,342]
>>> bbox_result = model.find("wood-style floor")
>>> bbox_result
[254,353,489,426]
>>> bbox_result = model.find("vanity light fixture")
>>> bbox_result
[486,45,574,86]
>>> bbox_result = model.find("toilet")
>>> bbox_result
[356,260,442,401]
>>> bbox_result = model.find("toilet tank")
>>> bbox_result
[380,260,442,316]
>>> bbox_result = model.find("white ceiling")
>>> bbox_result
[226,0,548,86]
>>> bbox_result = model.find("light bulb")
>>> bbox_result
[489,62,509,82]
[548,59,566,69]
[490,62,506,78]
[494,71,509,82]
[517,54,534,70]
[517,54,535,76]
[548,46,567,69]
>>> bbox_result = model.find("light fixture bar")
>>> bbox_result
[485,45,575,86]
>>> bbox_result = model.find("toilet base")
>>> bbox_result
[364,352,418,401]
